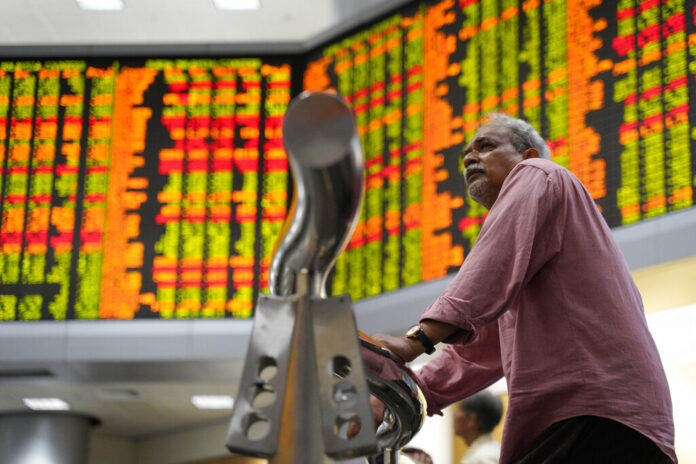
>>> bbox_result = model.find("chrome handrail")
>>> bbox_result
[226,91,426,464]
[360,338,427,463]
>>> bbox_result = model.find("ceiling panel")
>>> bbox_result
[0,0,338,46]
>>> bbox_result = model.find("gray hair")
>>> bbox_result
[483,112,550,159]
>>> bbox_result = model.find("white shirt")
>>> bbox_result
[460,434,501,464]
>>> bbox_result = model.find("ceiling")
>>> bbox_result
[0,375,242,438]
[0,0,409,55]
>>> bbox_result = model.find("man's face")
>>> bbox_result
[453,406,474,438]
[462,125,530,209]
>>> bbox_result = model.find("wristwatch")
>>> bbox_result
[405,324,436,355]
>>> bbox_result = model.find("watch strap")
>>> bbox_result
[407,324,436,355]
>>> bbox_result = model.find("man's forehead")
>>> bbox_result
[466,124,512,146]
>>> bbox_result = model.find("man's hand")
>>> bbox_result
[371,333,423,363]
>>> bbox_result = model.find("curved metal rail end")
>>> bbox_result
[359,336,427,461]
[269,91,363,298]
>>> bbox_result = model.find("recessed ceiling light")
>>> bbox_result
[76,0,125,11]
[23,398,70,411]
[212,0,260,10]
[191,395,234,409]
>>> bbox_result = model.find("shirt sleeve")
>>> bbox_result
[420,163,562,345]
[413,320,503,415]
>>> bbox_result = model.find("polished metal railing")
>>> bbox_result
[226,91,425,464]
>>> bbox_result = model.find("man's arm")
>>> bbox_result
[364,321,502,428]
[412,321,503,415]
[366,165,559,420]
[376,164,561,362]
[417,164,561,345]
[372,319,458,362]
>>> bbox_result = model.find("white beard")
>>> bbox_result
[466,177,494,209]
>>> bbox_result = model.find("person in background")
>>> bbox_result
[367,113,676,463]
[401,446,434,464]
[455,391,503,464]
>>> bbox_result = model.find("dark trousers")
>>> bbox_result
[514,416,672,464]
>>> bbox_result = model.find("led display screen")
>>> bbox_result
[304,0,696,299]
[1,0,696,319]
[0,58,293,320]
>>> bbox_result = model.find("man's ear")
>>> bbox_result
[522,147,540,160]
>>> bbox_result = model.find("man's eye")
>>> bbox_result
[481,143,494,150]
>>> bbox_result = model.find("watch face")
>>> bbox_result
[406,324,420,337]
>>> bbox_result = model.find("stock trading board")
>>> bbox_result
[304,0,696,300]
[1,0,696,320]
[0,58,293,320]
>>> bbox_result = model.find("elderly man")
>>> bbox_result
[372,114,675,463]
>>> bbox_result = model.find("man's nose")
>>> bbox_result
[462,150,479,168]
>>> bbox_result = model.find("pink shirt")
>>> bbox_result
[415,159,675,463]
